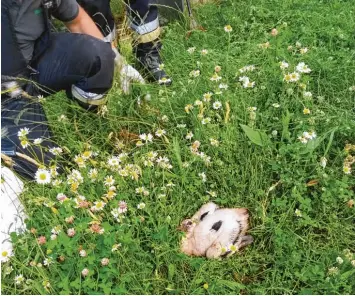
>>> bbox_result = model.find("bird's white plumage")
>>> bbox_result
[180,203,252,258]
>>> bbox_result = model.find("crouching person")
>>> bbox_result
[1,0,145,180]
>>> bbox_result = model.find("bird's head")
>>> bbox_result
[178,219,196,232]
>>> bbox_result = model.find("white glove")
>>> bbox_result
[112,47,145,94]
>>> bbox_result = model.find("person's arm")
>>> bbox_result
[64,6,105,40]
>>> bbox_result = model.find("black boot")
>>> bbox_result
[135,40,172,86]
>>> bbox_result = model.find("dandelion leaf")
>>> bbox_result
[240,124,270,147]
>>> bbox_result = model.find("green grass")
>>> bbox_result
[2,0,355,294]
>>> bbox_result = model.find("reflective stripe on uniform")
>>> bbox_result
[136,27,161,43]
[130,17,159,35]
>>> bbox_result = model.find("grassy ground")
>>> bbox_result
[2,0,355,294]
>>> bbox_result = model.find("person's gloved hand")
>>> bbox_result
[112,47,145,94]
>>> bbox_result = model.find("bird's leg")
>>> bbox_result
[237,235,254,249]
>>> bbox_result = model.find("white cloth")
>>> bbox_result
[112,47,145,94]
[1,167,27,255]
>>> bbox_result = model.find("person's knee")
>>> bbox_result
[73,35,115,93]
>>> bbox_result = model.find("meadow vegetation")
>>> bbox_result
[1,0,355,294]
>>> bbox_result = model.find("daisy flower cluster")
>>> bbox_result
[343,144,355,174]
[189,140,212,166]
[287,41,310,55]
[327,250,355,280]
[297,131,317,144]
[282,61,311,84]
[184,89,225,127]
[238,65,256,88]
[17,127,30,149]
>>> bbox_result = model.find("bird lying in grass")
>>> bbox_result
[179,202,253,259]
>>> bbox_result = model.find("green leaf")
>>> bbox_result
[240,124,270,147]
[281,110,291,142]
[324,129,336,155]
[172,137,183,171]
[168,264,175,279]
[299,288,314,295]
[340,268,355,280]
[216,279,245,290]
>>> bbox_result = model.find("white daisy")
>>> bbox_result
[203,92,213,102]
[296,62,311,73]
[279,61,289,70]
[209,138,220,146]
[33,138,43,145]
[155,129,166,137]
[15,274,25,285]
[88,168,98,181]
[210,73,222,82]
[111,243,122,252]
[58,114,68,122]
[224,25,232,32]
[300,47,308,54]
[107,156,121,168]
[20,139,29,148]
[43,257,53,266]
[219,83,228,90]
[139,133,153,142]
[199,172,207,182]
[49,147,63,156]
[92,201,106,212]
[35,169,51,184]
[201,117,211,125]
[295,209,302,217]
[104,175,115,186]
[186,131,194,140]
[1,244,13,263]
[213,101,222,110]
[303,91,312,99]
[17,127,29,138]
[194,100,203,106]
[189,70,200,77]
[187,47,196,54]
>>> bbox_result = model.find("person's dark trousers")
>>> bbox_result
[1,32,115,180]
[126,0,158,25]
[1,97,59,180]
[29,32,115,96]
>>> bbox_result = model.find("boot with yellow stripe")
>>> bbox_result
[134,28,172,86]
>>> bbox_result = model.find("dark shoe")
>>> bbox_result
[135,40,172,86]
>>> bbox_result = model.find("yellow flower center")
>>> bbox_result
[39,173,47,180]
[2,251,8,257]
[83,151,91,157]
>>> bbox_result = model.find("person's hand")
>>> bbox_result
[112,47,145,94]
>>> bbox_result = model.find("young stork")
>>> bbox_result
[180,202,253,258]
